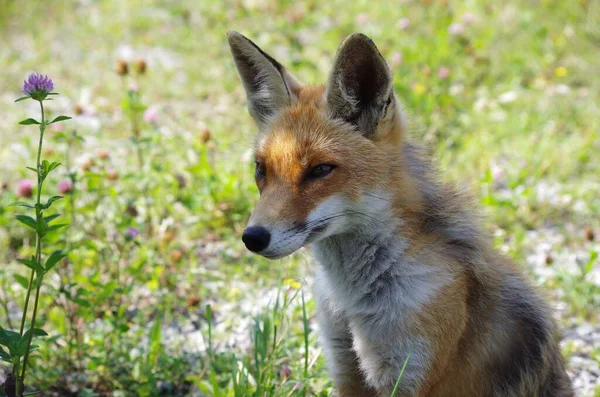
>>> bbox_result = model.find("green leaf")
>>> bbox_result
[19,118,41,125]
[16,339,28,356]
[148,317,162,366]
[40,160,61,175]
[584,250,598,276]
[27,166,39,174]
[44,162,61,175]
[16,256,43,273]
[48,115,72,124]
[16,214,37,230]
[45,250,66,272]
[0,326,21,355]
[44,214,60,223]
[23,390,42,396]
[14,274,30,289]
[46,223,67,232]
[22,328,48,341]
[16,329,46,356]
[41,195,63,209]
[9,201,35,208]
[15,96,30,102]
[0,346,11,362]
[72,297,91,307]
[0,327,21,343]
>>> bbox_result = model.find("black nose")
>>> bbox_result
[242,226,271,252]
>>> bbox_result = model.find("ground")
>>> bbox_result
[0,1,598,396]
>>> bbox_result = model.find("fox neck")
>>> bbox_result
[310,188,448,317]
[311,222,408,302]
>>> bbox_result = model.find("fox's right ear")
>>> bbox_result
[227,31,300,129]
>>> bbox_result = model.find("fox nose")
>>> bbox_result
[242,226,271,252]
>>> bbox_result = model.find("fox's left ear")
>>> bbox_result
[326,34,396,138]
[227,31,301,130]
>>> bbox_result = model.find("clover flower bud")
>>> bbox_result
[116,60,129,76]
[134,57,147,75]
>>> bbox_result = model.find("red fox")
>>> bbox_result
[227,31,573,397]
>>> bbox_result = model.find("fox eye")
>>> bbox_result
[255,161,266,178]
[308,164,336,179]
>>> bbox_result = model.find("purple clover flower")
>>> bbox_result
[17,179,34,198]
[58,180,73,194]
[125,227,140,240]
[22,73,54,101]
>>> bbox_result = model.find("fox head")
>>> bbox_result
[228,31,412,259]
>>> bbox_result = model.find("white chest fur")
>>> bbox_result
[311,229,447,393]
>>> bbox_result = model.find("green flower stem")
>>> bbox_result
[16,99,47,397]
[35,100,46,203]
[19,274,43,390]
[13,358,20,395]
[18,271,34,338]
[18,100,46,339]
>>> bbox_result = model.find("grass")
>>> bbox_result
[0,0,599,395]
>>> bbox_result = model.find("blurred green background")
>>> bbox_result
[0,0,598,396]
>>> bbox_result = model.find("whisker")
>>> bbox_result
[297,213,349,231]
[344,210,396,233]
[289,210,396,236]
[362,192,395,204]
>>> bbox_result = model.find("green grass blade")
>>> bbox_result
[390,353,411,397]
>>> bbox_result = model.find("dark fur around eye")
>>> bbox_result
[308,164,336,179]
[255,161,266,178]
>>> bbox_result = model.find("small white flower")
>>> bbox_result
[449,84,464,96]
[448,23,465,35]
[356,13,369,25]
[396,18,410,30]
[498,91,518,103]
[463,12,476,25]
[555,84,570,95]
[390,52,403,67]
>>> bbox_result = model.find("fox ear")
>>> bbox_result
[227,31,300,129]
[326,33,395,138]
